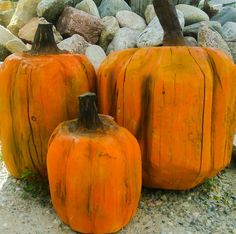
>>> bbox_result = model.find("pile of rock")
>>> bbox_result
[0,0,236,68]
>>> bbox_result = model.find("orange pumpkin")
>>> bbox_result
[47,93,141,233]
[0,24,96,179]
[97,0,236,189]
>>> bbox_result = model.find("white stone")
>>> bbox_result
[116,10,146,31]
[222,21,236,42]
[7,0,40,35]
[107,27,139,54]
[137,12,184,48]
[57,34,90,54]
[176,4,209,25]
[85,45,106,69]
[198,25,233,60]
[76,0,100,18]
[0,25,26,53]
[99,16,120,51]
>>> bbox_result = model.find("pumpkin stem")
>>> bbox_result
[153,0,187,46]
[78,93,103,130]
[29,23,61,55]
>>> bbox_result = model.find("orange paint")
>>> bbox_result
[47,115,142,233]
[97,46,236,190]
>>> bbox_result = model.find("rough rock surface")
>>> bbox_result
[222,22,236,42]
[198,25,233,59]
[99,16,120,51]
[57,7,104,44]
[7,0,40,35]
[107,27,139,54]
[57,34,90,54]
[227,41,236,63]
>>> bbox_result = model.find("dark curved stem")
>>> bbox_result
[78,93,103,130]
[28,23,61,55]
[153,0,187,46]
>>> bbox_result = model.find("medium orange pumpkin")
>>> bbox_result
[0,24,96,179]
[97,0,236,189]
[47,93,142,233]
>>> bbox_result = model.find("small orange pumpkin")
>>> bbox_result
[47,93,142,233]
[0,24,96,178]
[97,0,236,189]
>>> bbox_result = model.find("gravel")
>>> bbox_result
[0,151,236,234]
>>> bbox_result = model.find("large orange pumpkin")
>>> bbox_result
[47,93,142,233]
[0,24,96,179]
[97,0,236,189]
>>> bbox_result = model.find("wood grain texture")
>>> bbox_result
[97,46,236,190]
[0,52,96,178]
[47,115,142,233]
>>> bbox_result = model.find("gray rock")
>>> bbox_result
[7,0,40,35]
[99,16,120,51]
[176,4,209,25]
[198,25,233,59]
[129,0,153,16]
[57,7,104,44]
[0,9,14,27]
[18,17,63,43]
[137,12,185,48]
[222,22,236,41]
[0,44,11,61]
[227,42,236,63]
[183,21,222,37]
[37,0,73,22]
[98,0,131,18]
[144,4,155,24]
[57,34,90,54]
[116,10,146,31]
[211,7,236,25]
[107,27,139,54]
[184,36,198,46]
[210,0,236,6]
[85,45,106,69]
[75,0,100,17]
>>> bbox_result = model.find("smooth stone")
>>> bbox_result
[222,22,236,41]
[75,0,100,17]
[184,36,198,46]
[137,13,185,48]
[183,21,222,38]
[0,1,14,11]
[145,4,185,27]
[129,0,153,16]
[57,34,90,54]
[107,27,139,54]
[0,44,11,61]
[98,0,131,18]
[176,4,209,25]
[99,16,120,51]
[0,25,27,53]
[0,9,14,27]
[210,0,236,6]
[116,10,146,31]
[198,25,233,60]
[7,0,40,35]
[211,7,236,25]
[18,17,63,43]
[227,41,236,63]
[73,0,102,6]
[85,45,106,69]
[37,0,73,22]
[57,7,104,44]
